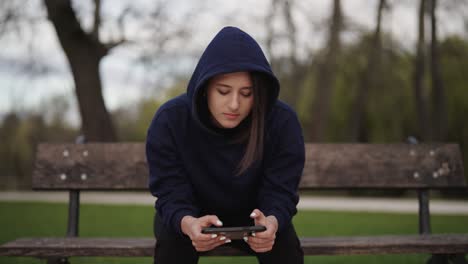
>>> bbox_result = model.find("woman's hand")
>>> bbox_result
[244,209,278,253]
[181,215,231,252]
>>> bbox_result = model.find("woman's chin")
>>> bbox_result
[220,123,239,129]
[218,120,241,129]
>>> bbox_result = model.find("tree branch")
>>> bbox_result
[92,0,101,40]
[0,0,22,37]
[103,38,127,51]
[44,0,109,58]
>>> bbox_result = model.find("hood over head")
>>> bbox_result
[187,26,280,133]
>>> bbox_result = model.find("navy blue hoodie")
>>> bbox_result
[146,26,305,235]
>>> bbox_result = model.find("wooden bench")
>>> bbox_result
[1,142,467,264]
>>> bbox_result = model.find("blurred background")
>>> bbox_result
[0,0,467,193]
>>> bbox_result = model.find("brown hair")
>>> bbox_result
[195,72,271,176]
[234,72,270,176]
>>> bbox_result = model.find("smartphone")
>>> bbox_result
[201,225,266,240]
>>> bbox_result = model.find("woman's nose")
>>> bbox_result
[228,95,240,110]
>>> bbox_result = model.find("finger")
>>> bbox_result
[194,234,230,248]
[250,209,265,221]
[247,238,275,250]
[244,236,274,249]
[195,232,219,241]
[199,215,223,227]
[195,245,215,252]
[250,209,267,226]
[214,237,231,247]
[205,236,231,245]
[246,238,274,248]
[251,229,275,239]
[246,236,274,245]
[196,237,231,251]
[194,215,223,241]
[193,241,214,252]
[196,236,228,247]
[245,238,274,253]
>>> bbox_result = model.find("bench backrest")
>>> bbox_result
[32,143,466,190]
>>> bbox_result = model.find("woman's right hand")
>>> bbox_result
[181,215,231,252]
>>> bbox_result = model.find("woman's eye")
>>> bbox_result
[216,89,251,97]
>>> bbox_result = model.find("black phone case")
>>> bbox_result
[201,225,266,240]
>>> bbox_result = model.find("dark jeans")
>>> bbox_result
[153,213,304,264]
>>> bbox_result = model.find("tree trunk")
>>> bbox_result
[282,0,305,109]
[349,0,386,142]
[430,0,448,141]
[309,0,342,142]
[264,0,305,110]
[283,0,297,68]
[413,0,431,141]
[264,0,279,71]
[43,0,117,142]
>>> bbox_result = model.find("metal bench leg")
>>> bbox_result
[427,254,468,264]
[449,254,468,264]
[427,254,449,264]
[46,257,70,264]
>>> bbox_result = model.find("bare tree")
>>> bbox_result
[264,0,280,68]
[267,0,306,106]
[430,0,448,141]
[263,0,307,109]
[349,0,388,142]
[283,0,298,68]
[413,0,431,141]
[44,0,118,142]
[1,0,195,142]
[281,0,308,108]
[309,0,343,142]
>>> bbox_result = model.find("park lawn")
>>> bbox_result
[0,201,467,264]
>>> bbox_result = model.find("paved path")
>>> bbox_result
[1,191,467,215]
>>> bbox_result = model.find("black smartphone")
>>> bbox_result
[201,225,267,240]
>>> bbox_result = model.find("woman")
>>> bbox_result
[146,26,305,264]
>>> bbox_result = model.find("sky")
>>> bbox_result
[0,0,466,126]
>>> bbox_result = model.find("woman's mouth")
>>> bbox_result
[223,113,240,119]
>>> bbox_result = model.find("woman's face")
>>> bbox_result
[206,71,254,129]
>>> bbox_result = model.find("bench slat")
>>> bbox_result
[32,143,466,190]
[1,234,468,257]
[303,143,466,189]
[0,238,154,257]
[299,234,468,255]
[33,143,147,190]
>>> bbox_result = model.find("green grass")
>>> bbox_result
[1,201,467,263]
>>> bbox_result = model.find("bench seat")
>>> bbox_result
[2,234,468,257]
[2,143,466,263]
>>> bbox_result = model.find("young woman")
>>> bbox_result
[146,26,305,264]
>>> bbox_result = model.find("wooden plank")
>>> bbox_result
[1,234,468,257]
[0,238,155,257]
[301,143,466,189]
[0,237,246,257]
[299,234,468,255]
[32,143,148,190]
[32,143,466,190]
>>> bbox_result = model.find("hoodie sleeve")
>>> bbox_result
[257,111,305,233]
[146,110,200,235]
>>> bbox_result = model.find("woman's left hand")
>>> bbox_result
[244,209,278,253]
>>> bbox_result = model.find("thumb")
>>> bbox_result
[250,209,266,224]
[200,215,223,228]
